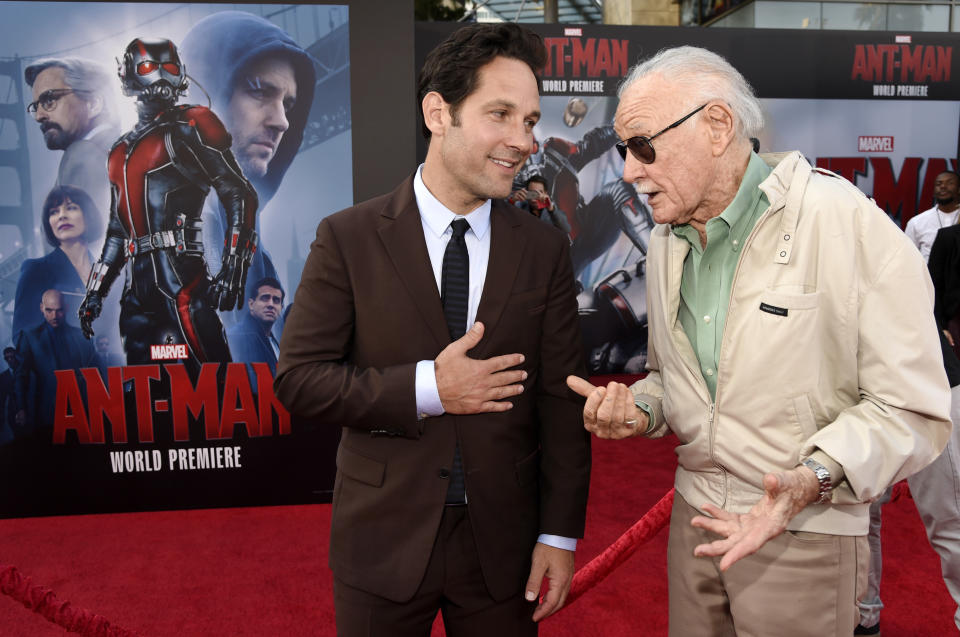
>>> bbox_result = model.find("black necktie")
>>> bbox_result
[442,218,469,504]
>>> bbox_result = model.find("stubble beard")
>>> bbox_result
[237,146,270,180]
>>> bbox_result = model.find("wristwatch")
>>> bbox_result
[801,457,832,504]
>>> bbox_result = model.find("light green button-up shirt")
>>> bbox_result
[671,152,772,399]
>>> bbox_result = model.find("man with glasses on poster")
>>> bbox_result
[568,45,951,635]
[25,58,119,216]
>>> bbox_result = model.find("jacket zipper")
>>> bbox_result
[708,203,779,504]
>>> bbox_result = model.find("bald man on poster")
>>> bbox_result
[567,46,951,636]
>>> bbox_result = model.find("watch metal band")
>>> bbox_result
[801,457,832,504]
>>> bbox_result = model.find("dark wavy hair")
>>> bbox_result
[525,174,548,190]
[41,185,104,248]
[248,276,285,301]
[417,23,546,139]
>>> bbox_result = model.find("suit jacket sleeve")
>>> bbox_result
[534,237,591,537]
[274,215,418,437]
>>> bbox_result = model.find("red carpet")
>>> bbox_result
[0,435,955,636]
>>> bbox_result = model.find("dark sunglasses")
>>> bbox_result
[615,103,708,164]
[27,88,87,114]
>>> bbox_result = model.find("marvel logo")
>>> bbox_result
[858,136,894,152]
[150,344,189,360]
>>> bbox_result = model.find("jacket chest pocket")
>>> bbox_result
[746,289,823,381]
[507,286,548,315]
[756,289,821,322]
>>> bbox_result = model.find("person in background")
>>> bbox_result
[904,170,960,261]
[226,276,284,387]
[15,290,101,434]
[0,347,20,444]
[78,37,258,379]
[509,175,571,236]
[25,57,119,215]
[94,335,124,369]
[13,186,103,340]
[181,11,317,321]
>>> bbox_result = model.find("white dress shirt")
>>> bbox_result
[905,205,960,262]
[411,165,576,552]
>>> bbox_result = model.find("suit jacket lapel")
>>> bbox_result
[474,202,525,358]
[377,178,450,350]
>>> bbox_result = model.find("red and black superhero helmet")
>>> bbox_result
[118,38,188,101]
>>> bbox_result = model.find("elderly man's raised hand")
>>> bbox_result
[689,465,821,571]
[566,376,646,439]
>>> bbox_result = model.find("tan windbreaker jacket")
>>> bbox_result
[631,151,951,535]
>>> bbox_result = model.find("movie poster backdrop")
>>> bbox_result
[0,2,351,517]
[0,13,956,518]
[415,23,960,376]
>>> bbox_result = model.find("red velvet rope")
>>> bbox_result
[1,490,676,631]
[566,488,674,607]
[0,564,142,637]
[891,479,911,502]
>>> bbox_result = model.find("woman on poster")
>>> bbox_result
[12,185,103,340]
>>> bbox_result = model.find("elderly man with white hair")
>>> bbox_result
[568,46,951,635]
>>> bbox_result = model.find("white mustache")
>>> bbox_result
[632,182,656,195]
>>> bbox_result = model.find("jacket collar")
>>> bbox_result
[473,200,525,358]
[758,150,813,266]
[377,176,450,349]
[376,175,526,353]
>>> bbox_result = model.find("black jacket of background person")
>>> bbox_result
[15,321,101,431]
[942,330,960,387]
[929,225,960,331]
[226,312,278,388]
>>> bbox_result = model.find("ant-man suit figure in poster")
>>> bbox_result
[79,38,258,376]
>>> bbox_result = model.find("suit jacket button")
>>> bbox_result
[438,469,450,479]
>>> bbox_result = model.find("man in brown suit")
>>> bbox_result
[275,23,590,636]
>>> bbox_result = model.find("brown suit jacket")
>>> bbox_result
[276,176,590,603]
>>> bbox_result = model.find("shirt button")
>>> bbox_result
[732,239,739,246]
[438,469,450,479]
[703,315,711,323]
[705,368,714,376]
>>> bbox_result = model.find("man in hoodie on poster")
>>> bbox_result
[181,11,316,332]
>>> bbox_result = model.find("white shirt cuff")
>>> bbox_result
[415,360,444,419]
[537,534,577,552]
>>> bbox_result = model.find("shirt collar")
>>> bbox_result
[413,164,491,240]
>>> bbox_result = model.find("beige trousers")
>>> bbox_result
[667,493,868,637]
